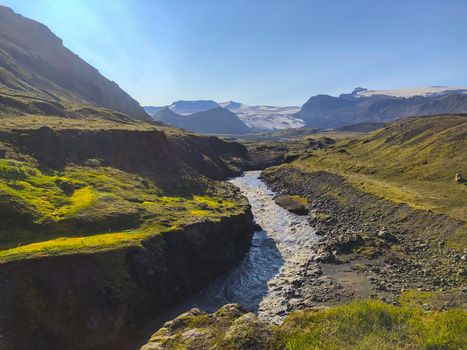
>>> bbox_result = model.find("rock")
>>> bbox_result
[274,194,309,215]
[58,180,74,196]
[377,228,398,243]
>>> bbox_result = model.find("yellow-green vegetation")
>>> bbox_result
[143,301,467,350]
[0,158,245,263]
[289,195,308,206]
[284,115,466,222]
[399,289,466,310]
[278,300,467,350]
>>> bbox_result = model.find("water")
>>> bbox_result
[132,170,319,348]
[171,170,319,320]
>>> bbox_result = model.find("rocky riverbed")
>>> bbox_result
[262,167,467,311]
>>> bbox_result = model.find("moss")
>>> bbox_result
[278,300,467,350]
[0,159,247,262]
[289,195,308,206]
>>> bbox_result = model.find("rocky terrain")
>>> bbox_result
[259,114,467,311]
[0,114,258,350]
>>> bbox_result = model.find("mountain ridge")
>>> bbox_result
[0,5,151,121]
[296,86,467,128]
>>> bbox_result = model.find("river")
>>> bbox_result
[133,170,319,348]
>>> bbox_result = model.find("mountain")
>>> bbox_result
[168,100,220,115]
[153,107,251,134]
[143,106,165,115]
[220,101,302,130]
[145,100,303,131]
[296,86,467,128]
[0,5,150,121]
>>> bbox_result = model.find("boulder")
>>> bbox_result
[58,180,74,196]
[274,194,309,215]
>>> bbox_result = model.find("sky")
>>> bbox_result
[2,0,467,106]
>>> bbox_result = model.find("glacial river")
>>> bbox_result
[132,171,318,348]
[180,170,319,320]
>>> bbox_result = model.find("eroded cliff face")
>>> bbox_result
[0,211,254,350]
[0,126,246,181]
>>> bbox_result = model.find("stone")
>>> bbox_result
[274,194,309,215]
[58,180,74,196]
[377,228,398,243]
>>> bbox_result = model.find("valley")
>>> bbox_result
[0,4,465,350]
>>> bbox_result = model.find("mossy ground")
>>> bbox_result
[0,158,245,263]
[278,300,467,350]
[143,301,467,350]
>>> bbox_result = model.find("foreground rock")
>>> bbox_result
[141,304,276,350]
[273,194,309,215]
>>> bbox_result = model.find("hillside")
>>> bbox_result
[153,107,251,135]
[296,87,467,128]
[0,5,150,121]
[288,114,467,222]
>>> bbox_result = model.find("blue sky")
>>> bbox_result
[2,0,467,106]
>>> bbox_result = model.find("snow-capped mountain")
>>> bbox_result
[347,86,467,98]
[297,86,467,128]
[220,101,303,131]
[145,100,303,131]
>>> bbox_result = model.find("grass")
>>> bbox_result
[0,159,246,262]
[285,115,467,223]
[278,300,467,350]
[144,301,467,350]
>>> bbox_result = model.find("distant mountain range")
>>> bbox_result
[145,86,467,134]
[295,86,467,128]
[0,5,150,121]
[152,107,250,135]
[144,101,301,131]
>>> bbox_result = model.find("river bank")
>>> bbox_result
[262,166,467,310]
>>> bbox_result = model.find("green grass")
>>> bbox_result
[290,115,466,222]
[278,300,467,350]
[0,159,246,262]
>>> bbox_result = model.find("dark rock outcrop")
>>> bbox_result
[0,211,254,350]
[141,304,277,350]
[0,126,247,182]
